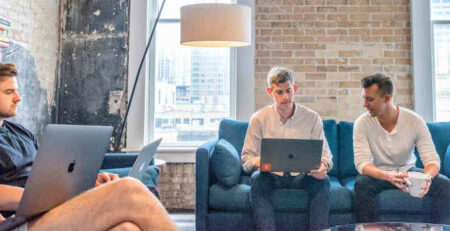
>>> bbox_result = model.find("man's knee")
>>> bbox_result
[355,175,377,194]
[108,177,151,197]
[109,221,142,231]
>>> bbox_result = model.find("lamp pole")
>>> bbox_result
[115,0,166,151]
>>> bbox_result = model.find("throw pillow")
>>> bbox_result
[211,139,241,188]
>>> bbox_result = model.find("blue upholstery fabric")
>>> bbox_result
[209,184,309,212]
[340,176,356,191]
[427,122,450,171]
[338,121,357,178]
[211,139,241,187]
[209,183,251,211]
[218,119,249,155]
[323,120,339,177]
[100,166,159,188]
[444,145,450,177]
[329,177,353,212]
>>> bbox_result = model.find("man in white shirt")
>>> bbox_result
[353,73,450,224]
[242,67,333,231]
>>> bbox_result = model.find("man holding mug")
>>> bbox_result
[353,73,450,224]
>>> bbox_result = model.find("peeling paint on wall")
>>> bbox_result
[58,0,129,149]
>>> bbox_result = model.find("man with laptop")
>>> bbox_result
[0,63,178,230]
[241,66,333,231]
[353,73,450,224]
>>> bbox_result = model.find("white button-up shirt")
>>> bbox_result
[353,107,441,174]
[241,104,333,175]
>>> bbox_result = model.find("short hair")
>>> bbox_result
[361,73,394,97]
[0,63,18,80]
[266,66,294,88]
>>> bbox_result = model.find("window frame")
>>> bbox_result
[126,0,254,151]
[412,0,450,122]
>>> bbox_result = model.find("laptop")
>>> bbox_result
[128,138,162,180]
[260,138,323,173]
[0,124,113,231]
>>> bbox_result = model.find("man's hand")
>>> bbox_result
[308,162,327,180]
[418,174,432,197]
[95,172,119,187]
[385,170,409,192]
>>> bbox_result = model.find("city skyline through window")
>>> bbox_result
[153,0,234,145]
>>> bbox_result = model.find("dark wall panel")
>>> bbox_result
[59,0,130,149]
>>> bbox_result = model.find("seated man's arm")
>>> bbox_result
[353,121,408,190]
[308,115,332,179]
[241,117,263,171]
[0,184,23,211]
[415,117,441,178]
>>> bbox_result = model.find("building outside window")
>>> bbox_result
[431,0,450,121]
[152,0,235,146]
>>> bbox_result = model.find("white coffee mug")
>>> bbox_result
[404,172,430,197]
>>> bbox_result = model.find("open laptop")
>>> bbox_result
[0,124,113,231]
[260,138,323,173]
[128,138,162,180]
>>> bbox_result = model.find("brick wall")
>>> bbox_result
[158,163,196,210]
[255,0,412,121]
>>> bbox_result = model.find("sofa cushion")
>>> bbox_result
[329,176,353,212]
[340,176,356,191]
[338,121,358,178]
[377,189,432,214]
[218,119,249,155]
[211,139,241,188]
[209,184,309,212]
[209,183,251,211]
[323,120,339,177]
[100,166,159,187]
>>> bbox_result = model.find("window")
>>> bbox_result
[151,0,236,146]
[127,0,253,150]
[431,0,450,121]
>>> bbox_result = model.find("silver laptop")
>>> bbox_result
[128,138,162,180]
[260,138,323,173]
[0,124,113,230]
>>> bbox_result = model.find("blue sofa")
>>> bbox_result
[196,119,450,231]
[100,153,160,191]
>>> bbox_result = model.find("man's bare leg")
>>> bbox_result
[27,177,177,231]
[108,222,141,231]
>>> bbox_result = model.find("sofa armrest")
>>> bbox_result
[195,139,218,231]
[101,153,154,169]
[444,144,450,178]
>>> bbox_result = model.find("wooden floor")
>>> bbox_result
[169,213,195,231]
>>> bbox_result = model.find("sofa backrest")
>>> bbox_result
[323,120,339,177]
[337,121,357,179]
[415,122,450,175]
[218,119,249,156]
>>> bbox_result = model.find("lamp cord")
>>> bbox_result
[115,0,167,151]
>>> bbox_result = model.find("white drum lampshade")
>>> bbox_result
[180,3,251,47]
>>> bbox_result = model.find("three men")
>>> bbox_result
[0,63,177,231]
[353,73,450,224]
[242,67,333,231]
